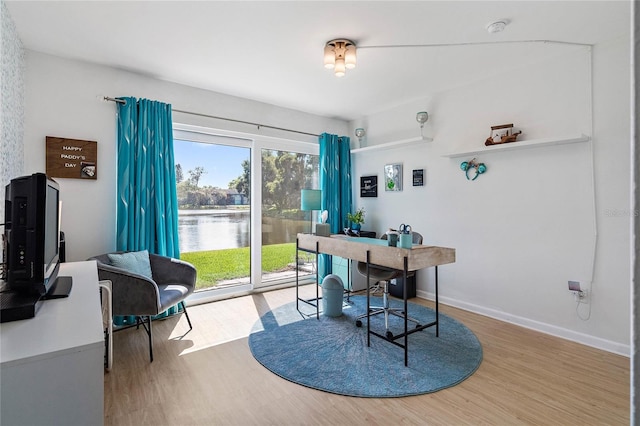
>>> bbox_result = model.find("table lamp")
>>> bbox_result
[300,189,321,234]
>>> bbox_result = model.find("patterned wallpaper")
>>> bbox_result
[1,0,25,223]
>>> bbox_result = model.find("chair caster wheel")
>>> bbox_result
[356,320,362,327]
[386,331,394,340]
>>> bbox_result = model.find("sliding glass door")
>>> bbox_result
[173,125,319,298]
[173,135,252,294]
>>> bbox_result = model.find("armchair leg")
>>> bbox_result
[147,316,153,362]
[181,301,193,331]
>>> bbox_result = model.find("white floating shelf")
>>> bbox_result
[351,135,433,154]
[442,134,591,158]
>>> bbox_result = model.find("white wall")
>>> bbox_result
[0,0,25,222]
[22,51,347,263]
[349,39,630,354]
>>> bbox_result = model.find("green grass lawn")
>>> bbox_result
[180,242,298,290]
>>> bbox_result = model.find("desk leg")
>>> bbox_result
[315,241,319,320]
[435,265,439,337]
[403,256,408,367]
[295,238,320,320]
[366,250,371,348]
[296,238,300,312]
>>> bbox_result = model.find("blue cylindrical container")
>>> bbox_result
[322,274,344,317]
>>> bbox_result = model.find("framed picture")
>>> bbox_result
[413,169,424,186]
[384,163,402,191]
[360,175,378,197]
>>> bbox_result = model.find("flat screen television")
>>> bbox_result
[4,173,70,298]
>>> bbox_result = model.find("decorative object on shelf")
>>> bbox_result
[384,163,403,191]
[323,39,356,77]
[460,158,487,181]
[485,123,522,146]
[413,169,424,186]
[315,210,330,236]
[346,207,366,233]
[416,111,429,138]
[300,189,322,233]
[360,175,378,197]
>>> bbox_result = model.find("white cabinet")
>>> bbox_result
[0,261,104,426]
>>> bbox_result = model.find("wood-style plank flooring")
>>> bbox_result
[104,285,629,425]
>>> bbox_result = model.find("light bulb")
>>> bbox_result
[334,58,346,77]
[345,45,356,69]
[323,45,335,69]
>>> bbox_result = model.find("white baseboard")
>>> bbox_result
[416,290,630,357]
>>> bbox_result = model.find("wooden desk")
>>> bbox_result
[296,233,455,366]
[0,261,104,425]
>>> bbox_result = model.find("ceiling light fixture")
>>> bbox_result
[324,39,356,77]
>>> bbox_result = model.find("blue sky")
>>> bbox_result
[173,139,250,189]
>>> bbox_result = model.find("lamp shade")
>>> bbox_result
[300,189,322,211]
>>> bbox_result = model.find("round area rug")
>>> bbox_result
[248,295,482,398]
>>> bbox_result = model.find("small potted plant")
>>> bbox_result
[347,207,366,232]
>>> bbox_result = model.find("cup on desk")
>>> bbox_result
[399,233,413,249]
[387,231,399,247]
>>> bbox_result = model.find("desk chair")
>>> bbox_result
[355,232,423,339]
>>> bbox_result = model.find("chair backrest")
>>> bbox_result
[412,232,423,244]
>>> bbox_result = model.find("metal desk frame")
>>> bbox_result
[295,233,455,366]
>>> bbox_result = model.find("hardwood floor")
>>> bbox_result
[104,285,629,425]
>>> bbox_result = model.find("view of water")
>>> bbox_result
[178,210,307,253]
[178,210,250,253]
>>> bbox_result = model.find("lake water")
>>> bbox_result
[178,210,306,253]
[179,210,250,252]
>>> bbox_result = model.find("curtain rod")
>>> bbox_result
[103,96,319,137]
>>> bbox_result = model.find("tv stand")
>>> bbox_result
[0,261,103,425]
[42,275,73,299]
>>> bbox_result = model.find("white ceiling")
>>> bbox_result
[5,1,630,121]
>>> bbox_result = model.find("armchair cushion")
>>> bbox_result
[107,250,152,279]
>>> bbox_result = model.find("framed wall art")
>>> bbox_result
[360,175,378,197]
[413,169,424,186]
[384,163,402,191]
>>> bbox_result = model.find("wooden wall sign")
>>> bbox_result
[46,136,97,180]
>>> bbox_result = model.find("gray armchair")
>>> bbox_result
[88,252,196,362]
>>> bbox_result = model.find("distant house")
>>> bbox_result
[225,189,248,206]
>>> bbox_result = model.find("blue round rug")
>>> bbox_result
[248,295,482,398]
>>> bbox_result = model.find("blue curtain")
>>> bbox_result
[115,97,181,325]
[318,133,352,277]
[116,97,180,257]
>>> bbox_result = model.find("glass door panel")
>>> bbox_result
[260,149,319,285]
[174,138,251,292]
